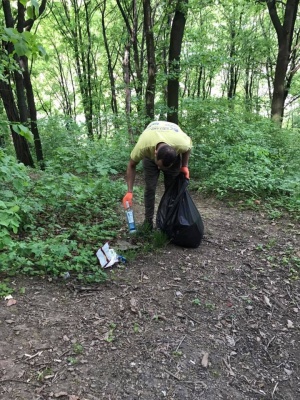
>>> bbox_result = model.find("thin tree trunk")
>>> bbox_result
[0,0,47,166]
[101,0,118,115]
[265,0,300,125]
[116,0,143,119]
[143,0,156,123]
[167,0,188,124]
[21,56,44,167]
[0,80,34,166]
[123,43,134,141]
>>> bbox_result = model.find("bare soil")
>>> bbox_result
[1,180,299,400]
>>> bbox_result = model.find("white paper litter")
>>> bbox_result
[96,242,119,268]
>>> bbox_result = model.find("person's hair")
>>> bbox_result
[156,145,177,167]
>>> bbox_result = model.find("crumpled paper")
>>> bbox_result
[96,242,120,268]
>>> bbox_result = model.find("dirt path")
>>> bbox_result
[0,182,299,400]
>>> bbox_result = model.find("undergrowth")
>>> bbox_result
[0,144,127,284]
[1,106,299,294]
[185,99,300,218]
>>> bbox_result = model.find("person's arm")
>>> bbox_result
[181,149,190,167]
[180,150,191,179]
[122,159,138,208]
[126,158,138,192]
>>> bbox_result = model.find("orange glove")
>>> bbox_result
[122,192,133,208]
[180,166,190,179]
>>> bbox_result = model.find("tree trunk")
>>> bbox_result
[0,80,34,166]
[116,0,143,119]
[21,56,44,168]
[266,0,300,125]
[101,0,118,115]
[143,0,156,124]
[123,43,134,141]
[0,0,47,167]
[167,0,188,124]
[59,0,94,138]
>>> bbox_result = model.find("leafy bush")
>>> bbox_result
[0,147,127,281]
[38,116,131,175]
[0,150,31,248]
[184,99,300,214]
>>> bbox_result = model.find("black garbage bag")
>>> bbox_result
[156,173,204,248]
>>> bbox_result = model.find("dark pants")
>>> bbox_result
[143,156,181,223]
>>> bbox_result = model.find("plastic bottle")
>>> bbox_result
[125,201,136,233]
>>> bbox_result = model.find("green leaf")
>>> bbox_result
[3,27,18,41]
[10,205,20,213]
[12,124,34,143]
[38,45,48,60]
[14,41,28,57]
[26,6,34,20]
[31,0,40,16]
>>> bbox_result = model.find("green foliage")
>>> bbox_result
[12,124,34,143]
[192,298,201,305]
[0,281,14,298]
[185,99,300,215]
[0,150,31,248]
[1,101,299,285]
[2,28,47,59]
[38,116,131,176]
[0,140,128,281]
[0,201,21,249]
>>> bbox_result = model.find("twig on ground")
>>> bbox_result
[223,357,235,376]
[0,379,40,387]
[286,286,299,308]
[271,382,278,399]
[164,369,180,381]
[184,312,202,324]
[266,335,276,349]
[24,351,43,360]
[52,365,67,383]
[175,335,186,352]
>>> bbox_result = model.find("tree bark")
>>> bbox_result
[101,0,118,115]
[0,0,47,167]
[116,0,143,118]
[143,0,156,123]
[21,57,44,167]
[167,0,188,124]
[0,80,34,166]
[265,0,300,125]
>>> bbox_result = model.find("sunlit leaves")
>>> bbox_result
[12,124,34,143]
[2,28,47,59]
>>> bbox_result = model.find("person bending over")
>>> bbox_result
[122,121,192,230]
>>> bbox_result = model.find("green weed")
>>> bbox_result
[192,298,201,305]
[73,343,84,354]
[0,281,13,298]
[133,322,140,333]
[205,302,216,311]
[105,323,117,342]
[37,368,53,381]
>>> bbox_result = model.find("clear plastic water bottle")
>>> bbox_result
[125,201,136,233]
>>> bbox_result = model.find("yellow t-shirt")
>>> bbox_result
[130,121,192,163]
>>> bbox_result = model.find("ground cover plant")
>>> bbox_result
[0,136,128,282]
[1,107,299,286]
[185,99,300,217]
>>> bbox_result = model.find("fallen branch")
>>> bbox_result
[174,335,186,352]
[164,369,180,381]
[271,382,278,399]
[0,379,40,387]
[184,312,202,324]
